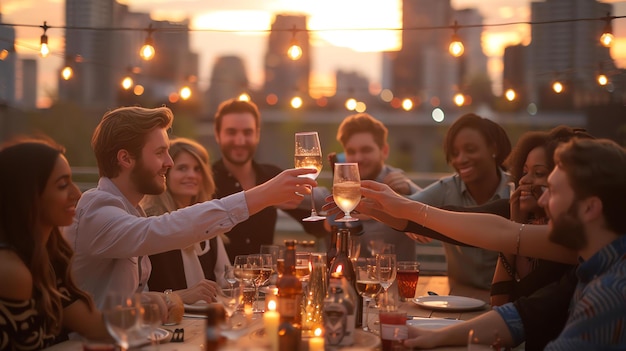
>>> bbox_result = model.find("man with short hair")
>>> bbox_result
[402,138,626,350]
[210,98,326,261]
[64,106,316,308]
[335,112,421,261]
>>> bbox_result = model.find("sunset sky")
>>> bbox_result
[3,0,626,107]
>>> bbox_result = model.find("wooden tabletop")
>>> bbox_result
[44,276,490,351]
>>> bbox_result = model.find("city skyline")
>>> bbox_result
[3,0,626,108]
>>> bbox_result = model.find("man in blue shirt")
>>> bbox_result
[402,138,626,350]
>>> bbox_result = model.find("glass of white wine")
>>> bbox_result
[294,131,325,221]
[333,162,361,222]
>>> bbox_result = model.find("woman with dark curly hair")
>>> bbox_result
[0,138,108,349]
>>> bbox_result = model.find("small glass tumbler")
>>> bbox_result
[396,261,420,301]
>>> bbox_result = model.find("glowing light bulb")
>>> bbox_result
[449,39,464,57]
[0,49,9,61]
[597,74,608,86]
[290,96,303,109]
[401,98,413,111]
[600,32,614,47]
[40,35,50,58]
[180,86,192,100]
[552,81,564,94]
[61,66,73,80]
[288,44,302,60]
[121,77,133,90]
[453,93,465,106]
[505,89,516,102]
[238,93,250,101]
[345,98,357,111]
[140,43,155,61]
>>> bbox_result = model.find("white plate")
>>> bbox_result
[184,301,210,313]
[412,295,486,311]
[149,327,173,344]
[407,317,463,329]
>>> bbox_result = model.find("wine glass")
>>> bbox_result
[376,253,397,306]
[355,258,381,332]
[140,302,162,350]
[103,292,141,351]
[333,163,361,222]
[224,265,237,298]
[260,245,280,284]
[295,131,325,221]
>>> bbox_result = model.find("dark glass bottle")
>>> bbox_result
[329,228,363,327]
[205,304,226,351]
[323,272,356,348]
[327,225,339,266]
[277,240,302,351]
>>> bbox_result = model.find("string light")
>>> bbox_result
[597,73,608,86]
[121,76,133,90]
[39,21,50,58]
[345,98,357,110]
[552,81,564,94]
[600,13,614,47]
[290,96,303,109]
[238,93,251,101]
[449,21,464,57]
[401,98,413,111]
[453,93,465,106]
[179,86,192,100]
[0,49,9,60]
[287,25,302,61]
[505,88,516,101]
[140,24,156,61]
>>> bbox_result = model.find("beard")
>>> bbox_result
[220,143,256,166]
[130,158,166,195]
[548,201,588,251]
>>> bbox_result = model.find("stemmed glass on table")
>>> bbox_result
[103,292,141,351]
[355,258,382,332]
[376,253,397,306]
[140,300,162,350]
[333,163,361,222]
[294,131,325,221]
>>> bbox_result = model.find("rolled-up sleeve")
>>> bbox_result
[494,303,525,346]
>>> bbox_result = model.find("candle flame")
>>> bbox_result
[336,264,343,273]
[314,327,322,337]
[268,300,277,311]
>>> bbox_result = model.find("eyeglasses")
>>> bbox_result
[530,185,548,200]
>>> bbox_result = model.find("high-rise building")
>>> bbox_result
[503,44,528,104]
[529,0,614,109]
[0,14,17,106]
[17,59,37,109]
[264,14,310,107]
[454,8,488,85]
[60,0,115,109]
[391,0,469,108]
[205,55,249,114]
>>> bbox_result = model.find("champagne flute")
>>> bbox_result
[103,292,140,351]
[295,131,325,221]
[376,254,397,306]
[355,258,381,332]
[333,163,361,222]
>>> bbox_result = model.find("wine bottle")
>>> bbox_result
[277,240,302,351]
[329,228,363,327]
[327,225,339,266]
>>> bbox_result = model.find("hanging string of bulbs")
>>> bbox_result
[1,13,624,110]
[0,13,623,61]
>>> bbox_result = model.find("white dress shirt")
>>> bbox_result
[63,177,249,309]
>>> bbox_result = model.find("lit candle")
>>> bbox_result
[264,300,280,351]
[309,327,324,351]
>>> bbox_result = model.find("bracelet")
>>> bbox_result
[516,224,525,256]
[417,204,429,226]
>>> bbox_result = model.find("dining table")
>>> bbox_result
[43,275,491,351]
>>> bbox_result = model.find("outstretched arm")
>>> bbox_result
[359,180,577,264]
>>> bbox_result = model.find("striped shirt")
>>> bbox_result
[544,234,626,350]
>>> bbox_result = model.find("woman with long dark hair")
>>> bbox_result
[0,138,108,349]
